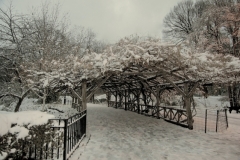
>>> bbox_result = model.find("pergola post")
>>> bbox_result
[184,83,193,130]
[92,94,95,103]
[137,91,140,114]
[63,95,66,105]
[107,92,111,107]
[125,90,127,111]
[156,88,161,119]
[82,79,87,111]
[81,79,87,135]
[115,91,118,109]
[72,97,74,108]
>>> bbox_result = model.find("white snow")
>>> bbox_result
[0,111,54,137]
[69,103,240,160]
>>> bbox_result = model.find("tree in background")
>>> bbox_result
[163,0,240,112]
[0,2,102,112]
[163,0,206,43]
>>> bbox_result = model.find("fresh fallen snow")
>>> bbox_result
[0,97,78,160]
[0,111,54,137]
[0,97,78,119]
[194,96,229,109]
[70,102,240,160]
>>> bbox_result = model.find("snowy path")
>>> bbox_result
[70,103,240,160]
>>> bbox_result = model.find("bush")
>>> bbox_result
[1,123,63,160]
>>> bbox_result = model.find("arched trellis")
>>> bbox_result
[41,37,240,130]
[73,64,201,130]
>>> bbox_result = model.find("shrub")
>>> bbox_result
[1,123,63,160]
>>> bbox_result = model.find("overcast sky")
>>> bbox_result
[0,0,182,43]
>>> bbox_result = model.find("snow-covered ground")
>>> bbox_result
[0,97,78,159]
[70,101,240,160]
[0,97,78,119]
[1,96,240,160]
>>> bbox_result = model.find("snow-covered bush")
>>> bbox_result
[1,123,63,159]
[0,111,62,159]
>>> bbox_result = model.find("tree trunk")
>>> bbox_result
[14,98,23,112]
[42,88,47,111]
[14,89,30,112]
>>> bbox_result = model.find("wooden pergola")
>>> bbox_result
[71,62,201,130]
[47,37,240,130]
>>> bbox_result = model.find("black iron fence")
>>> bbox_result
[8,110,87,160]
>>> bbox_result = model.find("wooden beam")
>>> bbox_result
[69,88,82,101]
[187,81,200,97]
[82,79,87,111]
[184,83,193,130]
[86,76,110,101]
[120,71,160,76]
[163,76,186,96]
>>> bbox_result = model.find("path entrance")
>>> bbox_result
[70,103,240,160]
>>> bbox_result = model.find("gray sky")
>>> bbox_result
[1,0,182,43]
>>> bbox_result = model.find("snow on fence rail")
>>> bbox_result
[7,110,87,160]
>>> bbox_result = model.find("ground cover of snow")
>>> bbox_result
[0,97,78,159]
[0,110,55,160]
[70,101,240,160]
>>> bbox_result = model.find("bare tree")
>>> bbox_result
[163,0,199,43]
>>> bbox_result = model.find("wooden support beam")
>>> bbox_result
[187,82,200,97]
[156,87,161,119]
[69,88,82,101]
[115,91,118,109]
[163,76,186,96]
[87,76,110,101]
[184,83,193,130]
[125,90,127,111]
[137,91,140,114]
[82,79,87,111]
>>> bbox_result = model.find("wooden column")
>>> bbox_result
[92,94,95,104]
[82,79,87,111]
[156,88,160,119]
[184,83,193,130]
[115,91,118,109]
[107,92,110,107]
[63,95,66,105]
[72,97,74,108]
[137,91,140,114]
[125,90,127,111]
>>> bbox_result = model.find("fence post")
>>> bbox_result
[63,119,68,160]
[205,109,207,133]
[225,109,228,128]
[216,110,219,132]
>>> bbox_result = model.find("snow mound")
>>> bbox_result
[0,111,54,138]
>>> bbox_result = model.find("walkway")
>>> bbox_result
[70,103,240,160]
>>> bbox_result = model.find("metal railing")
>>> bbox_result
[10,110,87,160]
